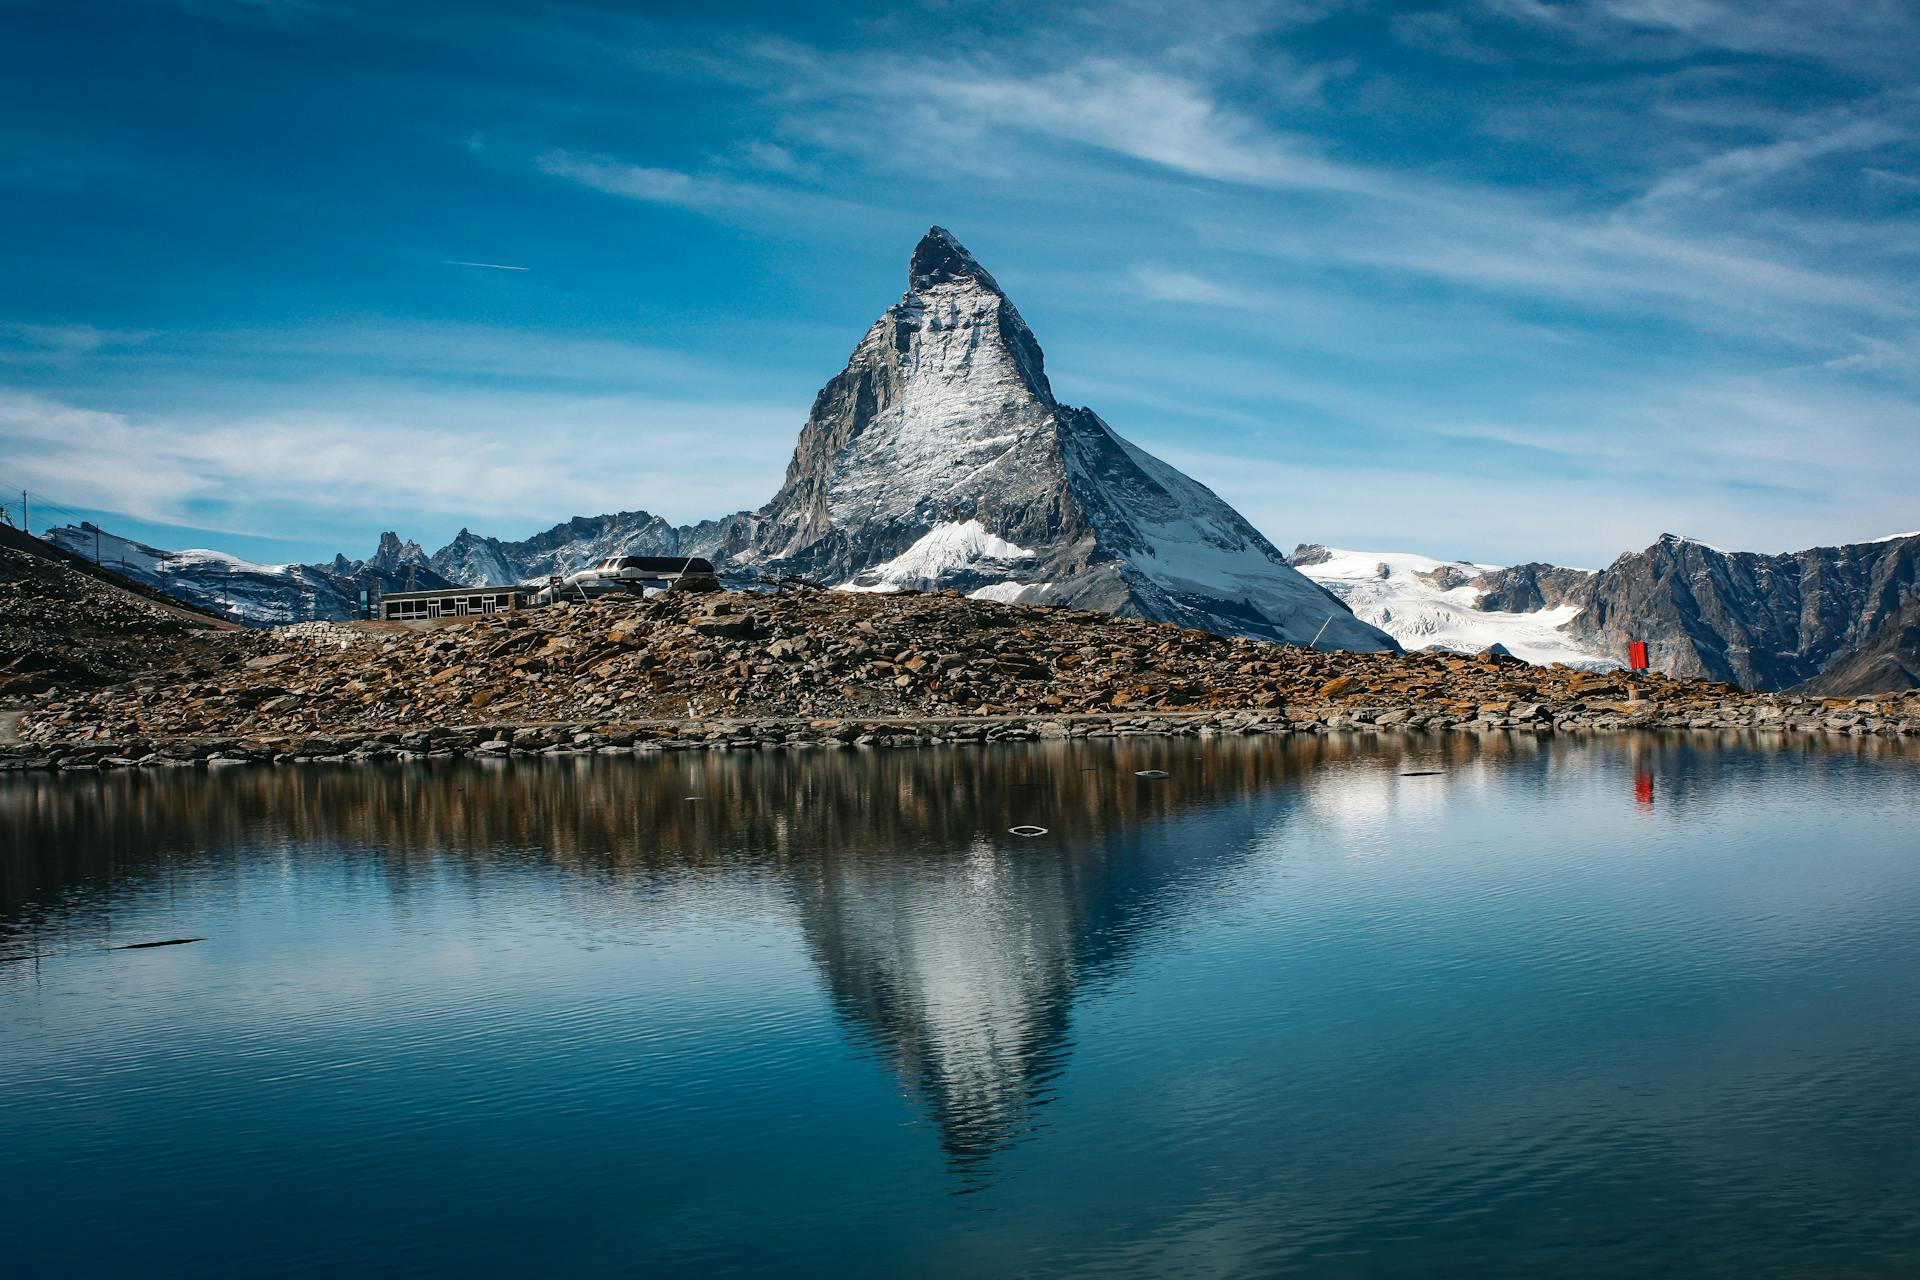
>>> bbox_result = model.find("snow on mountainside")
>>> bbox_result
[45,524,455,624]
[841,520,1039,594]
[731,227,1394,650]
[52,230,1389,648]
[1291,544,1615,668]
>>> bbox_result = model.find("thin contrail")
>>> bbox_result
[442,260,530,271]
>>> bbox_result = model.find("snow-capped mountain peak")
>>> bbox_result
[58,228,1394,651]
[737,227,1393,650]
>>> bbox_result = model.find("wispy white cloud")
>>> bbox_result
[1863,166,1920,190]
[1636,101,1913,210]
[741,45,1375,195]
[441,259,529,271]
[536,151,709,207]
[1469,0,1920,75]
[0,322,155,365]
[0,386,797,535]
[1128,266,1265,308]
[692,42,1910,341]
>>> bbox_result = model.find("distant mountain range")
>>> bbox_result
[48,525,455,625]
[1292,531,1920,693]
[53,227,1392,652]
[40,227,1919,694]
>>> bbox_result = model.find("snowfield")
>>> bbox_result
[839,520,1037,593]
[1295,547,1616,669]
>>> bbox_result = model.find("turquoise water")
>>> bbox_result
[4,733,1919,1277]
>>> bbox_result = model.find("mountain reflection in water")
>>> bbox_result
[5,731,1920,1279]
[4,730,1910,1185]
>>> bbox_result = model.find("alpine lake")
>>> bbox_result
[4,730,1919,1277]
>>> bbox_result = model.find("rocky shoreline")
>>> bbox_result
[5,700,1918,773]
[6,584,1917,772]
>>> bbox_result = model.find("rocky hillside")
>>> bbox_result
[1795,596,1920,696]
[0,541,239,697]
[13,587,1916,766]
[45,523,457,625]
[1565,532,1920,690]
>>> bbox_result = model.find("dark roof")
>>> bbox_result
[613,556,715,573]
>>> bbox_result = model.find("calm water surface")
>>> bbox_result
[4,732,1919,1277]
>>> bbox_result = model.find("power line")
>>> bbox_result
[0,477,122,543]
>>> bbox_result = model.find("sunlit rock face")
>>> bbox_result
[1567,532,1920,690]
[736,227,1395,651]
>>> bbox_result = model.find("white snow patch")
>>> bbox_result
[967,581,1046,603]
[837,520,1035,592]
[1663,533,1733,554]
[168,547,292,576]
[1871,530,1920,543]
[1296,546,1616,669]
[1066,428,1392,651]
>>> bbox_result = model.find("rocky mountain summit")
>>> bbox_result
[48,229,1389,652]
[718,227,1391,649]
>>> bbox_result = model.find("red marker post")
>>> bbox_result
[1625,641,1650,704]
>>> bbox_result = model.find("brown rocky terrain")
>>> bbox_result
[0,543,236,699]
[5,582,1915,770]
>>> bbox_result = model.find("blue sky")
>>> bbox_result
[1,0,1916,568]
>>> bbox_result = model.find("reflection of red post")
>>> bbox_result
[1628,641,1649,671]
[1635,772,1654,807]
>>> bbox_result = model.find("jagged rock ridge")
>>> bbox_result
[1290,533,1920,692]
[1565,532,1920,690]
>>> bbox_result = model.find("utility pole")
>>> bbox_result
[20,490,27,538]
[95,524,102,565]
